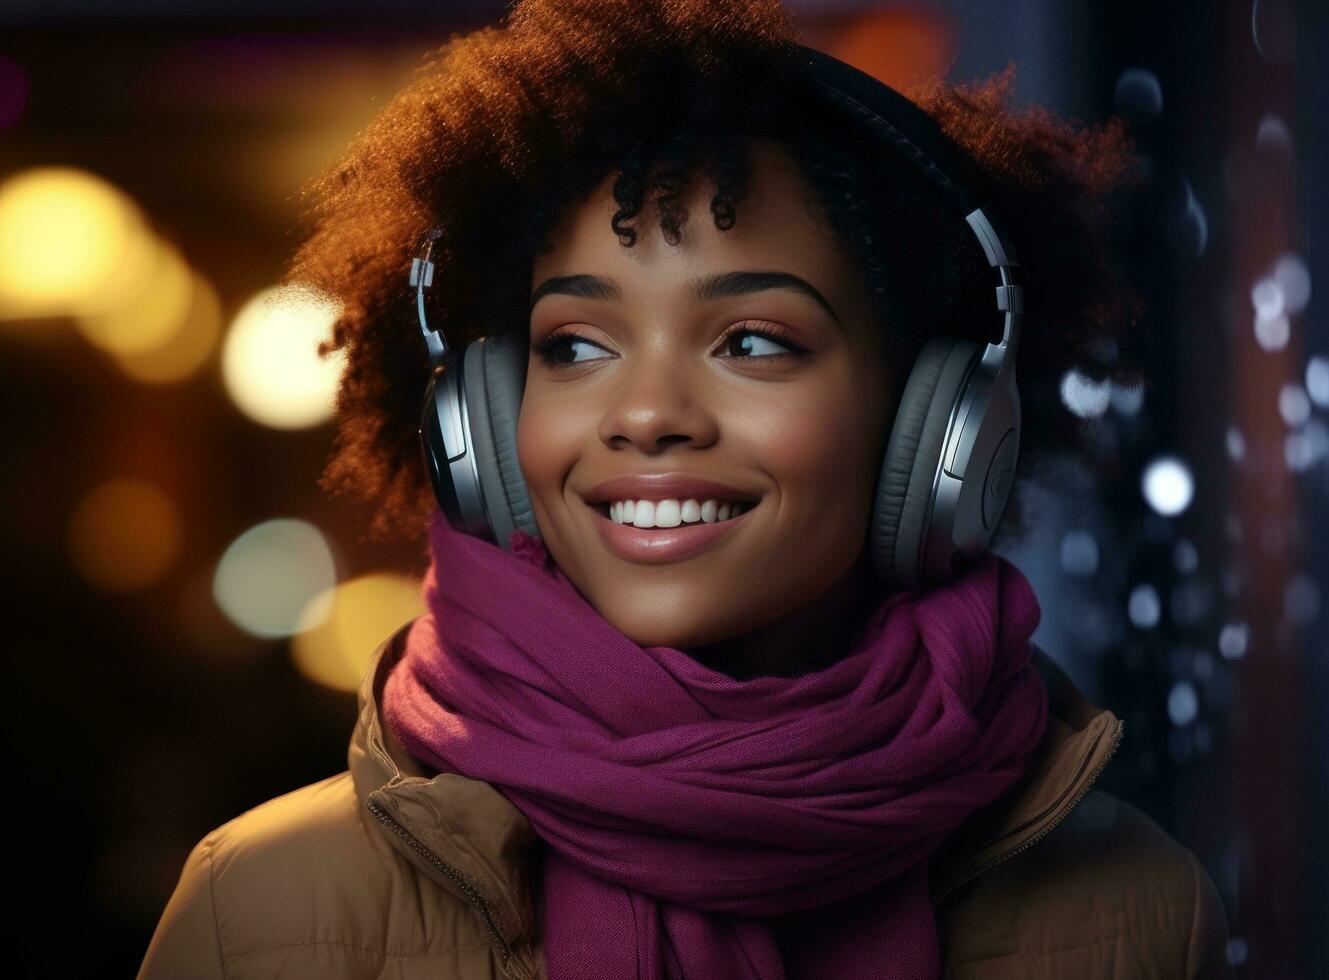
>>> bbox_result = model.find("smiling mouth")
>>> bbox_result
[582,496,758,564]
[589,499,758,528]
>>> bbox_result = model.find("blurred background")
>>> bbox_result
[1,0,1323,976]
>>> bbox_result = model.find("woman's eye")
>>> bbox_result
[718,325,801,360]
[529,332,612,368]
[530,322,805,371]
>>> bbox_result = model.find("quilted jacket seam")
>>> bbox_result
[202,834,229,980]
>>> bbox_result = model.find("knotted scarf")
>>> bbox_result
[382,510,1049,979]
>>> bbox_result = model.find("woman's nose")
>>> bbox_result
[595,349,720,454]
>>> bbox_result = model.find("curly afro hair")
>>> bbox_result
[285,0,1147,550]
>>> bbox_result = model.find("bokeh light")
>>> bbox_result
[1129,583,1162,629]
[1256,113,1293,155]
[1254,311,1290,350]
[1272,252,1310,313]
[1226,426,1247,461]
[1219,621,1250,659]
[212,518,337,639]
[1060,368,1113,418]
[76,240,194,355]
[1278,383,1311,426]
[1182,177,1208,258]
[1284,574,1321,626]
[221,283,344,429]
[67,478,182,592]
[0,167,156,318]
[1060,530,1100,576]
[1174,539,1199,573]
[1142,455,1195,516]
[110,272,222,384]
[290,573,425,692]
[1305,356,1328,407]
[1113,67,1163,122]
[1168,679,1199,726]
[1284,419,1329,472]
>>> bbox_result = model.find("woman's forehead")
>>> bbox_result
[530,139,849,294]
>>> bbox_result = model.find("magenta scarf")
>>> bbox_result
[382,510,1049,980]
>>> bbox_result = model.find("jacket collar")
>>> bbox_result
[348,621,542,970]
[349,620,1123,949]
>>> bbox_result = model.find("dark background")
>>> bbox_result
[1,1,1324,977]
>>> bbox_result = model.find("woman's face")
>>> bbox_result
[517,138,895,649]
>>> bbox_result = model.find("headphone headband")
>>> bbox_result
[794,45,1022,359]
[412,46,1022,367]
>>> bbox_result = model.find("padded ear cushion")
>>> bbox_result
[871,335,980,588]
[463,332,537,549]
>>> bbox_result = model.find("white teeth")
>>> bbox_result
[603,497,753,528]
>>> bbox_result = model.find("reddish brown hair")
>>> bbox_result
[286,0,1146,547]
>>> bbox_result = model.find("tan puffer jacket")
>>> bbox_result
[138,621,1235,979]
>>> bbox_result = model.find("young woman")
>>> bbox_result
[139,1,1234,977]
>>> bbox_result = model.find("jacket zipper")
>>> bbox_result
[366,797,516,967]
[931,719,1124,910]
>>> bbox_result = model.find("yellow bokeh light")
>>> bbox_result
[0,167,157,317]
[76,240,194,354]
[290,573,425,692]
[221,283,345,430]
[111,272,222,384]
[67,478,182,593]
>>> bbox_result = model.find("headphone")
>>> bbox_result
[411,44,1023,590]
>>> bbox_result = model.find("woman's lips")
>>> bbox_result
[587,500,755,564]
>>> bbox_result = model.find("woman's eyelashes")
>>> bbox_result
[529,321,809,370]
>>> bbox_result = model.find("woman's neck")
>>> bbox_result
[684,546,882,681]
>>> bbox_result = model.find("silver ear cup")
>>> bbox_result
[920,334,1021,582]
[418,332,537,550]
[467,331,538,548]
[870,333,1021,590]
[871,336,979,589]
[419,350,492,540]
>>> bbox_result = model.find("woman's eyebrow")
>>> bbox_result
[529,270,842,326]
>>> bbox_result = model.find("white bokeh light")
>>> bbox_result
[1060,368,1113,418]
[1272,252,1310,314]
[222,284,345,429]
[1218,621,1249,660]
[1128,584,1162,629]
[1279,383,1311,426]
[1141,455,1194,516]
[1307,356,1329,407]
[1285,420,1329,472]
[1254,312,1290,350]
[1168,681,1199,727]
[1251,277,1283,320]
[213,518,338,639]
